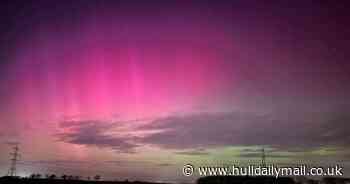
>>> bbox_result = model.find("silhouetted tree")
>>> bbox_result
[49,174,56,180]
[61,174,67,180]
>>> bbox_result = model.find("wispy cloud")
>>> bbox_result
[55,110,350,155]
[56,120,139,153]
[138,111,350,150]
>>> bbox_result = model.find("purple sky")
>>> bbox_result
[0,1,350,182]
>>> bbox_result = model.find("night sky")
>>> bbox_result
[0,0,350,182]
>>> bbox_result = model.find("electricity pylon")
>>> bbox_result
[8,143,20,177]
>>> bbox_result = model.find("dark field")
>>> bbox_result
[1,176,350,184]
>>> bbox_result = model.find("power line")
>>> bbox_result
[8,143,20,177]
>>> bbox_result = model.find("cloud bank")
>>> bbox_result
[56,109,350,154]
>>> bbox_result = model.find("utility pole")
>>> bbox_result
[261,147,266,168]
[8,143,20,177]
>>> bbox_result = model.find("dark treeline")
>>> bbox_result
[0,176,169,184]
[197,176,350,184]
[2,175,350,184]
[198,176,295,184]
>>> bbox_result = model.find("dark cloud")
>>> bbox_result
[138,111,350,151]
[56,109,350,154]
[56,120,138,153]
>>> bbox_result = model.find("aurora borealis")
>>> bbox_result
[0,1,350,182]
